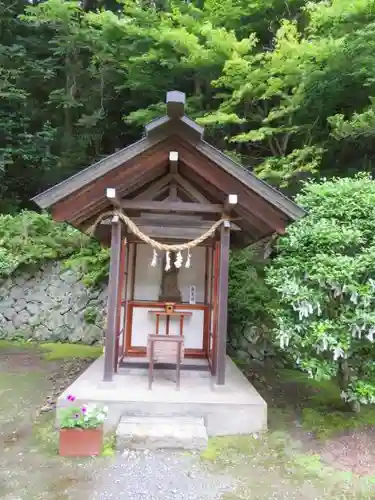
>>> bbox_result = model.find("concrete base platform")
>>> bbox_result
[57,356,267,436]
[116,416,208,451]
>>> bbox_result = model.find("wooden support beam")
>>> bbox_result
[169,181,178,202]
[216,220,230,385]
[117,199,223,214]
[114,237,127,373]
[131,216,241,230]
[106,187,122,209]
[224,194,238,214]
[129,225,217,240]
[169,151,178,174]
[103,216,122,382]
[168,152,178,200]
[71,164,168,225]
[134,173,173,201]
[173,174,210,204]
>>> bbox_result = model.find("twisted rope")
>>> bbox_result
[88,209,227,251]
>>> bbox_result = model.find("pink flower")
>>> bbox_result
[67,394,76,402]
[81,406,87,413]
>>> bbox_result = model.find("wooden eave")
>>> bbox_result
[31,91,304,247]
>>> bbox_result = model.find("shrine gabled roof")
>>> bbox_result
[31,91,304,243]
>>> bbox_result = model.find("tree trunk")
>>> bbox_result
[338,359,360,413]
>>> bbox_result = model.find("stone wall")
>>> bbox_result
[0,262,108,343]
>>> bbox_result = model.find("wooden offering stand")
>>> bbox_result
[147,303,191,390]
[149,302,192,337]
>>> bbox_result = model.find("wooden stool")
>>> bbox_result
[147,335,184,390]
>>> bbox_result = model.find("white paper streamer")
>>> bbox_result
[185,249,191,268]
[165,251,171,271]
[151,249,158,267]
[175,251,183,268]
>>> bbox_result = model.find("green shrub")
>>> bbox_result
[0,210,109,287]
[0,211,87,277]
[266,174,375,408]
[228,247,278,360]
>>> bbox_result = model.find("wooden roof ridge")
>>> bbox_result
[31,90,305,222]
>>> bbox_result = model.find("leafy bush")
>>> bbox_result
[64,242,110,288]
[0,211,87,277]
[228,248,277,360]
[0,210,109,287]
[266,174,375,409]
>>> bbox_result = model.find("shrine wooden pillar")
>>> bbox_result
[216,220,231,385]
[103,215,123,382]
[114,237,127,373]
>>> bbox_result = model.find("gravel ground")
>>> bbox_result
[91,450,235,500]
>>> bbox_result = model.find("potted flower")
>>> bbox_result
[58,394,108,457]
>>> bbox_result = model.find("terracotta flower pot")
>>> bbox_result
[59,427,103,457]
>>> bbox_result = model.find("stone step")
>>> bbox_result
[116,416,208,451]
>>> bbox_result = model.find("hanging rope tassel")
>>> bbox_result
[185,249,191,268]
[175,251,183,268]
[165,251,171,271]
[151,249,158,267]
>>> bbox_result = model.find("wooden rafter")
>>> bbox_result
[173,174,210,204]
[71,164,167,225]
[133,173,173,201]
[178,143,287,233]
[178,163,270,238]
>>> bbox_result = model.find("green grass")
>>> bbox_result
[0,340,102,360]
[101,432,116,457]
[278,368,342,407]
[301,406,375,439]
[201,433,375,499]
[0,339,36,350]
[39,343,102,360]
[33,413,59,455]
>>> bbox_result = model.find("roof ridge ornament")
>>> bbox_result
[166,90,185,118]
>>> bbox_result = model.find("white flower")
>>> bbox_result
[279,332,290,349]
[333,346,345,361]
[352,325,362,339]
[366,328,375,342]
[316,302,322,316]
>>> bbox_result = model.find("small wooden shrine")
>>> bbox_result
[32,91,304,387]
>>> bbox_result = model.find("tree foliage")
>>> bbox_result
[2,0,375,388]
[1,0,375,211]
[266,175,375,408]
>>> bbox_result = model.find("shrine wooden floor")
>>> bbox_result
[56,356,267,436]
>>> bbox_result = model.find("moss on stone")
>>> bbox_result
[83,307,99,325]
[277,368,375,439]
[101,432,116,457]
[32,413,59,456]
[201,435,258,462]
[301,406,375,440]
